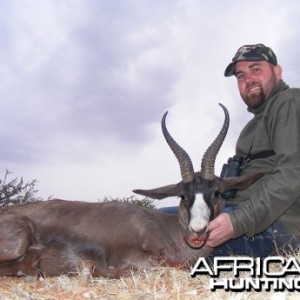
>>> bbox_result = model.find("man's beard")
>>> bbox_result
[244,85,266,109]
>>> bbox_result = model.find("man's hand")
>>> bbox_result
[206,213,234,247]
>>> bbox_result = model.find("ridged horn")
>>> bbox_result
[162,112,194,182]
[200,103,230,180]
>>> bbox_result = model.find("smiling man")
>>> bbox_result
[207,43,300,257]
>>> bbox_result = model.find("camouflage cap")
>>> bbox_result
[224,43,277,77]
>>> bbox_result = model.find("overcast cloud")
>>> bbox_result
[1,0,300,206]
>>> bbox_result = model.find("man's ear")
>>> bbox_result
[133,182,182,200]
[274,64,282,80]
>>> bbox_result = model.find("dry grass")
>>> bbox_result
[1,265,300,300]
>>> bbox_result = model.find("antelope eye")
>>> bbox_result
[181,194,193,201]
[214,191,220,197]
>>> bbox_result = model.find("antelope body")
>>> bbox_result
[0,104,263,278]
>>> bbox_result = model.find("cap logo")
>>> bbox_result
[236,45,257,55]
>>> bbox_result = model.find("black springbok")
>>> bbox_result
[0,104,263,278]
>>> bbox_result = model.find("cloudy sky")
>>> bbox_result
[1,0,300,207]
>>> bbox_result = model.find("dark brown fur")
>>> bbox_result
[0,199,214,277]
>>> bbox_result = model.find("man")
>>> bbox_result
[207,43,300,257]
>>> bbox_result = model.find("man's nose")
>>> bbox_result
[244,72,255,83]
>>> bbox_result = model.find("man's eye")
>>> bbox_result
[236,73,244,80]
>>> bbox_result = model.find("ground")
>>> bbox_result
[0,266,299,300]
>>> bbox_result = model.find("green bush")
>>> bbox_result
[0,170,40,209]
[101,195,155,209]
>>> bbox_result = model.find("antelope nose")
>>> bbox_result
[190,224,207,235]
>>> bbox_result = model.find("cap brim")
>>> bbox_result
[224,62,236,77]
[224,56,276,77]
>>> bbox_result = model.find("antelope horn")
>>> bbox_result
[200,103,230,180]
[162,112,194,182]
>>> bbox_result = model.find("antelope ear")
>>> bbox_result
[219,172,264,193]
[133,182,182,200]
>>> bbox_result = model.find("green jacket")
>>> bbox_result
[229,80,300,238]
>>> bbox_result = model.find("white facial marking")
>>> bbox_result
[189,193,210,233]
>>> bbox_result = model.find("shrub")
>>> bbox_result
[0,170,40,209]
[101,195,155,209]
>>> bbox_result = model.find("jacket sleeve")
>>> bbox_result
[230,91,300,238]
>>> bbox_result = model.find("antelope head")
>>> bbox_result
[133,104,263,249]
